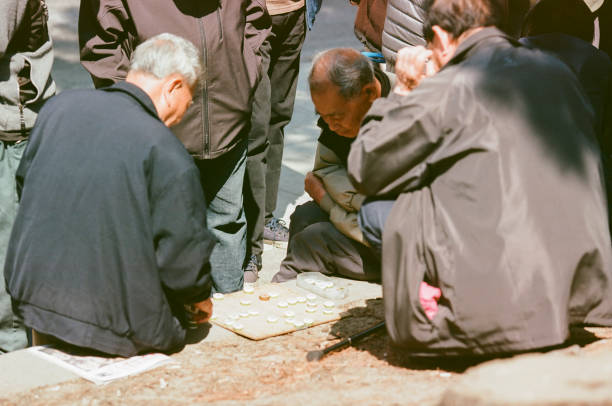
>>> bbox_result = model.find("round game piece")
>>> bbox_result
[315,281,327,290]
[277,301,288,308]
[259,294,271,301]
[285,318,296,324]
[292,320,305,328]
[297,296,307,303]
[323,309,334,315]
[240,299,252,306]
[269,291,280,298]
[306,293,317,301]
[233,323,244,330]
[213,292,224,300]
[230,313,240,320]
[303,318,314,325]
[287,298,298,305]
[267,316,278,323]
[223,318,235,325]
[325,281,334,288]
[243,285,255,294]
[239,312,249,318]
[306,307,317,313]
[323,301,335,308]
[306,301,318,308]
[284,311,295,318]
[248,310,259,316]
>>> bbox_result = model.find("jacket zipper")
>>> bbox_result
[197,19,210,158]
[216,9,223,42]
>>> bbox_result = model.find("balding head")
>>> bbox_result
[309,48,375,99]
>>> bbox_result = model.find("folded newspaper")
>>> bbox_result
[28,345,173,385]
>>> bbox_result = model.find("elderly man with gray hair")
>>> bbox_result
[4,34,217,357]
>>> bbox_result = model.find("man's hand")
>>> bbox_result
[190,298,213,324]
[304,172,327,205]
[394,46,438,95]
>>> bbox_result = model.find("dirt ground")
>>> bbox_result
[3,298,611,406]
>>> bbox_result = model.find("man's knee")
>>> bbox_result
[358,199,395,258]
[288,201,328,236]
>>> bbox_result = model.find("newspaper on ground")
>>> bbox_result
[28,345,174,385]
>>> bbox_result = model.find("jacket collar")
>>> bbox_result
[101,81,161,121]
[443,26,522,70]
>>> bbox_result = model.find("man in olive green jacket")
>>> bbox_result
[272,48,391,282]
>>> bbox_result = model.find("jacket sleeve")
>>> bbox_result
[152,166,217,304]
[347,78,485,197]
[244,0,271,73]
[313,143,366,213]
[329,204,368,245]
[78,0,133,88]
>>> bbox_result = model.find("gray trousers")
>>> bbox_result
[244,8,306,262]
[0,140,28,353]
[273,201,380,282]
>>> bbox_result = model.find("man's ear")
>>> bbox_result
[432,25,455,55]
[361,82,378,103]
[163,75,183,105]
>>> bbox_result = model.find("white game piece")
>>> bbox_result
[297,296,307,303]
[223,319,235,325]
[306,301,318,308]
[303,318,314,325]
[287,298,298,305]
[305,307,317,313]
[269,291,280,298]
[239,312,249,318]
[325,281,334,288]
[267,316,278,323]
[248,310,259,316]
[315,281,327,290]
[306,293,317,301]
[323,301,335,308]
[212,292,224,300]
[284,311,295,318]
[292,320,305,328]
[285,318,296,324]
[243,285,255,294]
[277,301,288,308]
[323,309,334,315]
[230,313,240,320]
[233,323,244,330]
[240,299,252,306]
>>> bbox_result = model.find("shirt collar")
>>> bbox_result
[101,81,161,121]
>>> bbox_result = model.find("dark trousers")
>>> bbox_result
[273,201,380,282]
[244,8,306,261]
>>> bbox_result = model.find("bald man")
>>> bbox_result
[272,49,392,282]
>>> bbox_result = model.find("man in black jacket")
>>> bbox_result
[4,34,216,357]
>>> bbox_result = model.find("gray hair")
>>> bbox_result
[130,33,203,88]
[309,48,374,99]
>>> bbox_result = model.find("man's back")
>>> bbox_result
[349,28,612,355]
[5,82,215,356]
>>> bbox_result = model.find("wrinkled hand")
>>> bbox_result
[394,46,438,95]
[190,298,213,324]
[304,172,327,205]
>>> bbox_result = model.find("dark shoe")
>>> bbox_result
[263,217,289,248]
[243,254,261,284]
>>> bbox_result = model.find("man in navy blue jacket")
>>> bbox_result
[4,34,217,357]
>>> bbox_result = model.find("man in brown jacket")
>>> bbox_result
[349,0,612,356]
[79,0,271,293]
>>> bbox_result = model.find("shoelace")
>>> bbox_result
[267,218,288,231]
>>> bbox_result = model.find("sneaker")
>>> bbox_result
[243,254,261,284]
[263,217,289,248]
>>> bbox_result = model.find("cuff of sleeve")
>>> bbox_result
[319,193,334,213]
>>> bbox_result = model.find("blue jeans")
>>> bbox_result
[194,142,247,293]
[0,140,28,353]
[358,199,395,260]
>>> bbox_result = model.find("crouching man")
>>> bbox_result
[4,34,216,357]
[349,0,612,356]
[272,49,392,283]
